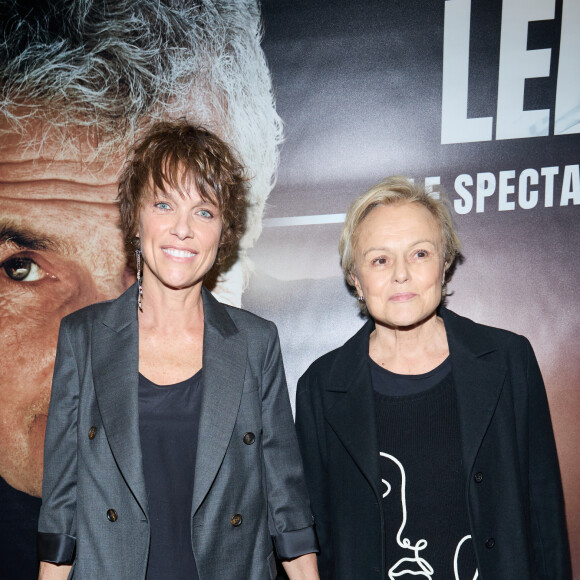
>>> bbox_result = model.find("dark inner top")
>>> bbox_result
[139,370,202,580]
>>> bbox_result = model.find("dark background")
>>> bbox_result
[246,0,579,573]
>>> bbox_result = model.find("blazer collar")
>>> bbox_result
[200,285,239,338]
[100,282,139,332]
[192,287,247,516]
[92,284,247,519]
[92,284,145,513]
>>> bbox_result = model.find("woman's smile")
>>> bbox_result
[161,246,198,259]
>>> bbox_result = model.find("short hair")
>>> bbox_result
[339,176,461,309]
[117,120,247,271]
[0,0,282,253]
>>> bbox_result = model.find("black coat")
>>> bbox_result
[295,307,571,580]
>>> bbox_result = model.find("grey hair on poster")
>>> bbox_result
[0,0,282,248]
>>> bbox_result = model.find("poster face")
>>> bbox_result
[245,0,579,572]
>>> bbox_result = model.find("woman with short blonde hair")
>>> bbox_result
[339,176,461,310]
[296,176,570,580]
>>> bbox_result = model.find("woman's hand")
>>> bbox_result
[282,552,319,579]
[38,561,72,580]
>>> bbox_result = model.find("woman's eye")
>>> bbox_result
[415,249,429,258]
[2,257,44,282]
[155,202,171,210]
[373,257,388,265]
[197,209,213,218]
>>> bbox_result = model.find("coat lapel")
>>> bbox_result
[441,307,507,476]
[324,320,382,500]
[91,284,148,516]
[324,309,507,498]
[191,287,247,516]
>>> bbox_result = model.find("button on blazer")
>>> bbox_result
[39,284,315,579]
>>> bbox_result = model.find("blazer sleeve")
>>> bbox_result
[37,319,79,564]
[295,368,334,579]
[523,338,572,579]
[260,323,318,560]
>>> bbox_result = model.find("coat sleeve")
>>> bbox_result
[523,338,572,579]
[37,319,79,564]
[260,322,319,560]
[295,368,334,579]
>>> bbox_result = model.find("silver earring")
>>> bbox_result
[358,295,365,303]
[136,249,143,311]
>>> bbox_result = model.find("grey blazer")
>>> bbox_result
[38,284,316,579]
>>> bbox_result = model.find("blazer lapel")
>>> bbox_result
[91,284,148,516]
[192,288,247,516]
[324,320,382,500]
[441,307,507,476]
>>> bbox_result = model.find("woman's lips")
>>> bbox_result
[389,292,417,302]
[161,247,197,259]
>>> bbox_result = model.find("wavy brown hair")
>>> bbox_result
[117,120,247,272]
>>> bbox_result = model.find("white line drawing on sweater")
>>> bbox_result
[380,451,434,579]
[454,535,479,580]
[380,452,479,580]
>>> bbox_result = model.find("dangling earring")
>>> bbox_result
[136,249,143,311]
[357,295,365,303]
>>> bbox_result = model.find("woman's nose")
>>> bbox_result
[392,258,410,284]
[170,211,194,239]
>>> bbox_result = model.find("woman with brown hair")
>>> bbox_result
[38,121,319,579]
